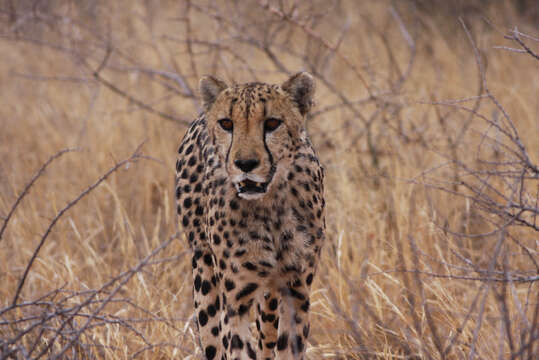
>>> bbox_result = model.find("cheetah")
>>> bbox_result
[175,72,326,360]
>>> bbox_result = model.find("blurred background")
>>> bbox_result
[0,1,538,359]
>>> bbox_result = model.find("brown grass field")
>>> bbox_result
[0,1,538,359]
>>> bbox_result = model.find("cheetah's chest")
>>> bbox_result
[205,178,313,275]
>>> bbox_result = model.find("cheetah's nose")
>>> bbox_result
[234,158,260,173]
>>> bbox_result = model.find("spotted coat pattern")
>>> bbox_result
[175,73,325,360]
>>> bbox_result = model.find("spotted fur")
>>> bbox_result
[176,72,325,359]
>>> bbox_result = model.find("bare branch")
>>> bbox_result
[12,143,147,306]
[0,148,78,242]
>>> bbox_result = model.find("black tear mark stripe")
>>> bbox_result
[224,97,238,168]
[263,120,274,172]
[225,126,234,171]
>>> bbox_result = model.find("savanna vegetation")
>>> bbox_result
[0,1,537,358]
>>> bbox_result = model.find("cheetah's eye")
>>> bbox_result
[218,118,233,132]
[264,118,282,132]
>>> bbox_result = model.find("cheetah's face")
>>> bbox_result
[200,73,315,200]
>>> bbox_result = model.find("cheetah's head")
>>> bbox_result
[200,72,315,200]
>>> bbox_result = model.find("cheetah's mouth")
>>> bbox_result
[233,165,276,200]
[236,179,268,195]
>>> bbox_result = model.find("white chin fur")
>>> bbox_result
[238,192,266,200]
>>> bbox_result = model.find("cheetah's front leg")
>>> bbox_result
[220,272,260,360]
[256,292,280,359]
[275,275,312,360]
[192,245,223,360]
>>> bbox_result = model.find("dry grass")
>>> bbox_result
[0,1,537,359]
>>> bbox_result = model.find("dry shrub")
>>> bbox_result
[0,1,537,359]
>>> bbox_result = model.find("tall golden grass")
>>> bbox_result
[0,1,537,359]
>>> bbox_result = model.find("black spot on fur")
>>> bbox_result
[203,254,213,266]
[238,303,250,316]
[277,332,288,351]
[234,249,246,257]
[201,280,211,295]
[230,335,244,349]
[242,262,257,271]
[205,345,216,360]
[247,343,257,359]
[292,335,304,354]
[236,283,259,300]
[225,279,236,291]
[303,324,310,338]
[229,199,239,210]
[269,298,278,311]
[199,310,208,326]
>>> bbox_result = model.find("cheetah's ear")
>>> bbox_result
[199,75,228,111]
[281,72,315,116]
